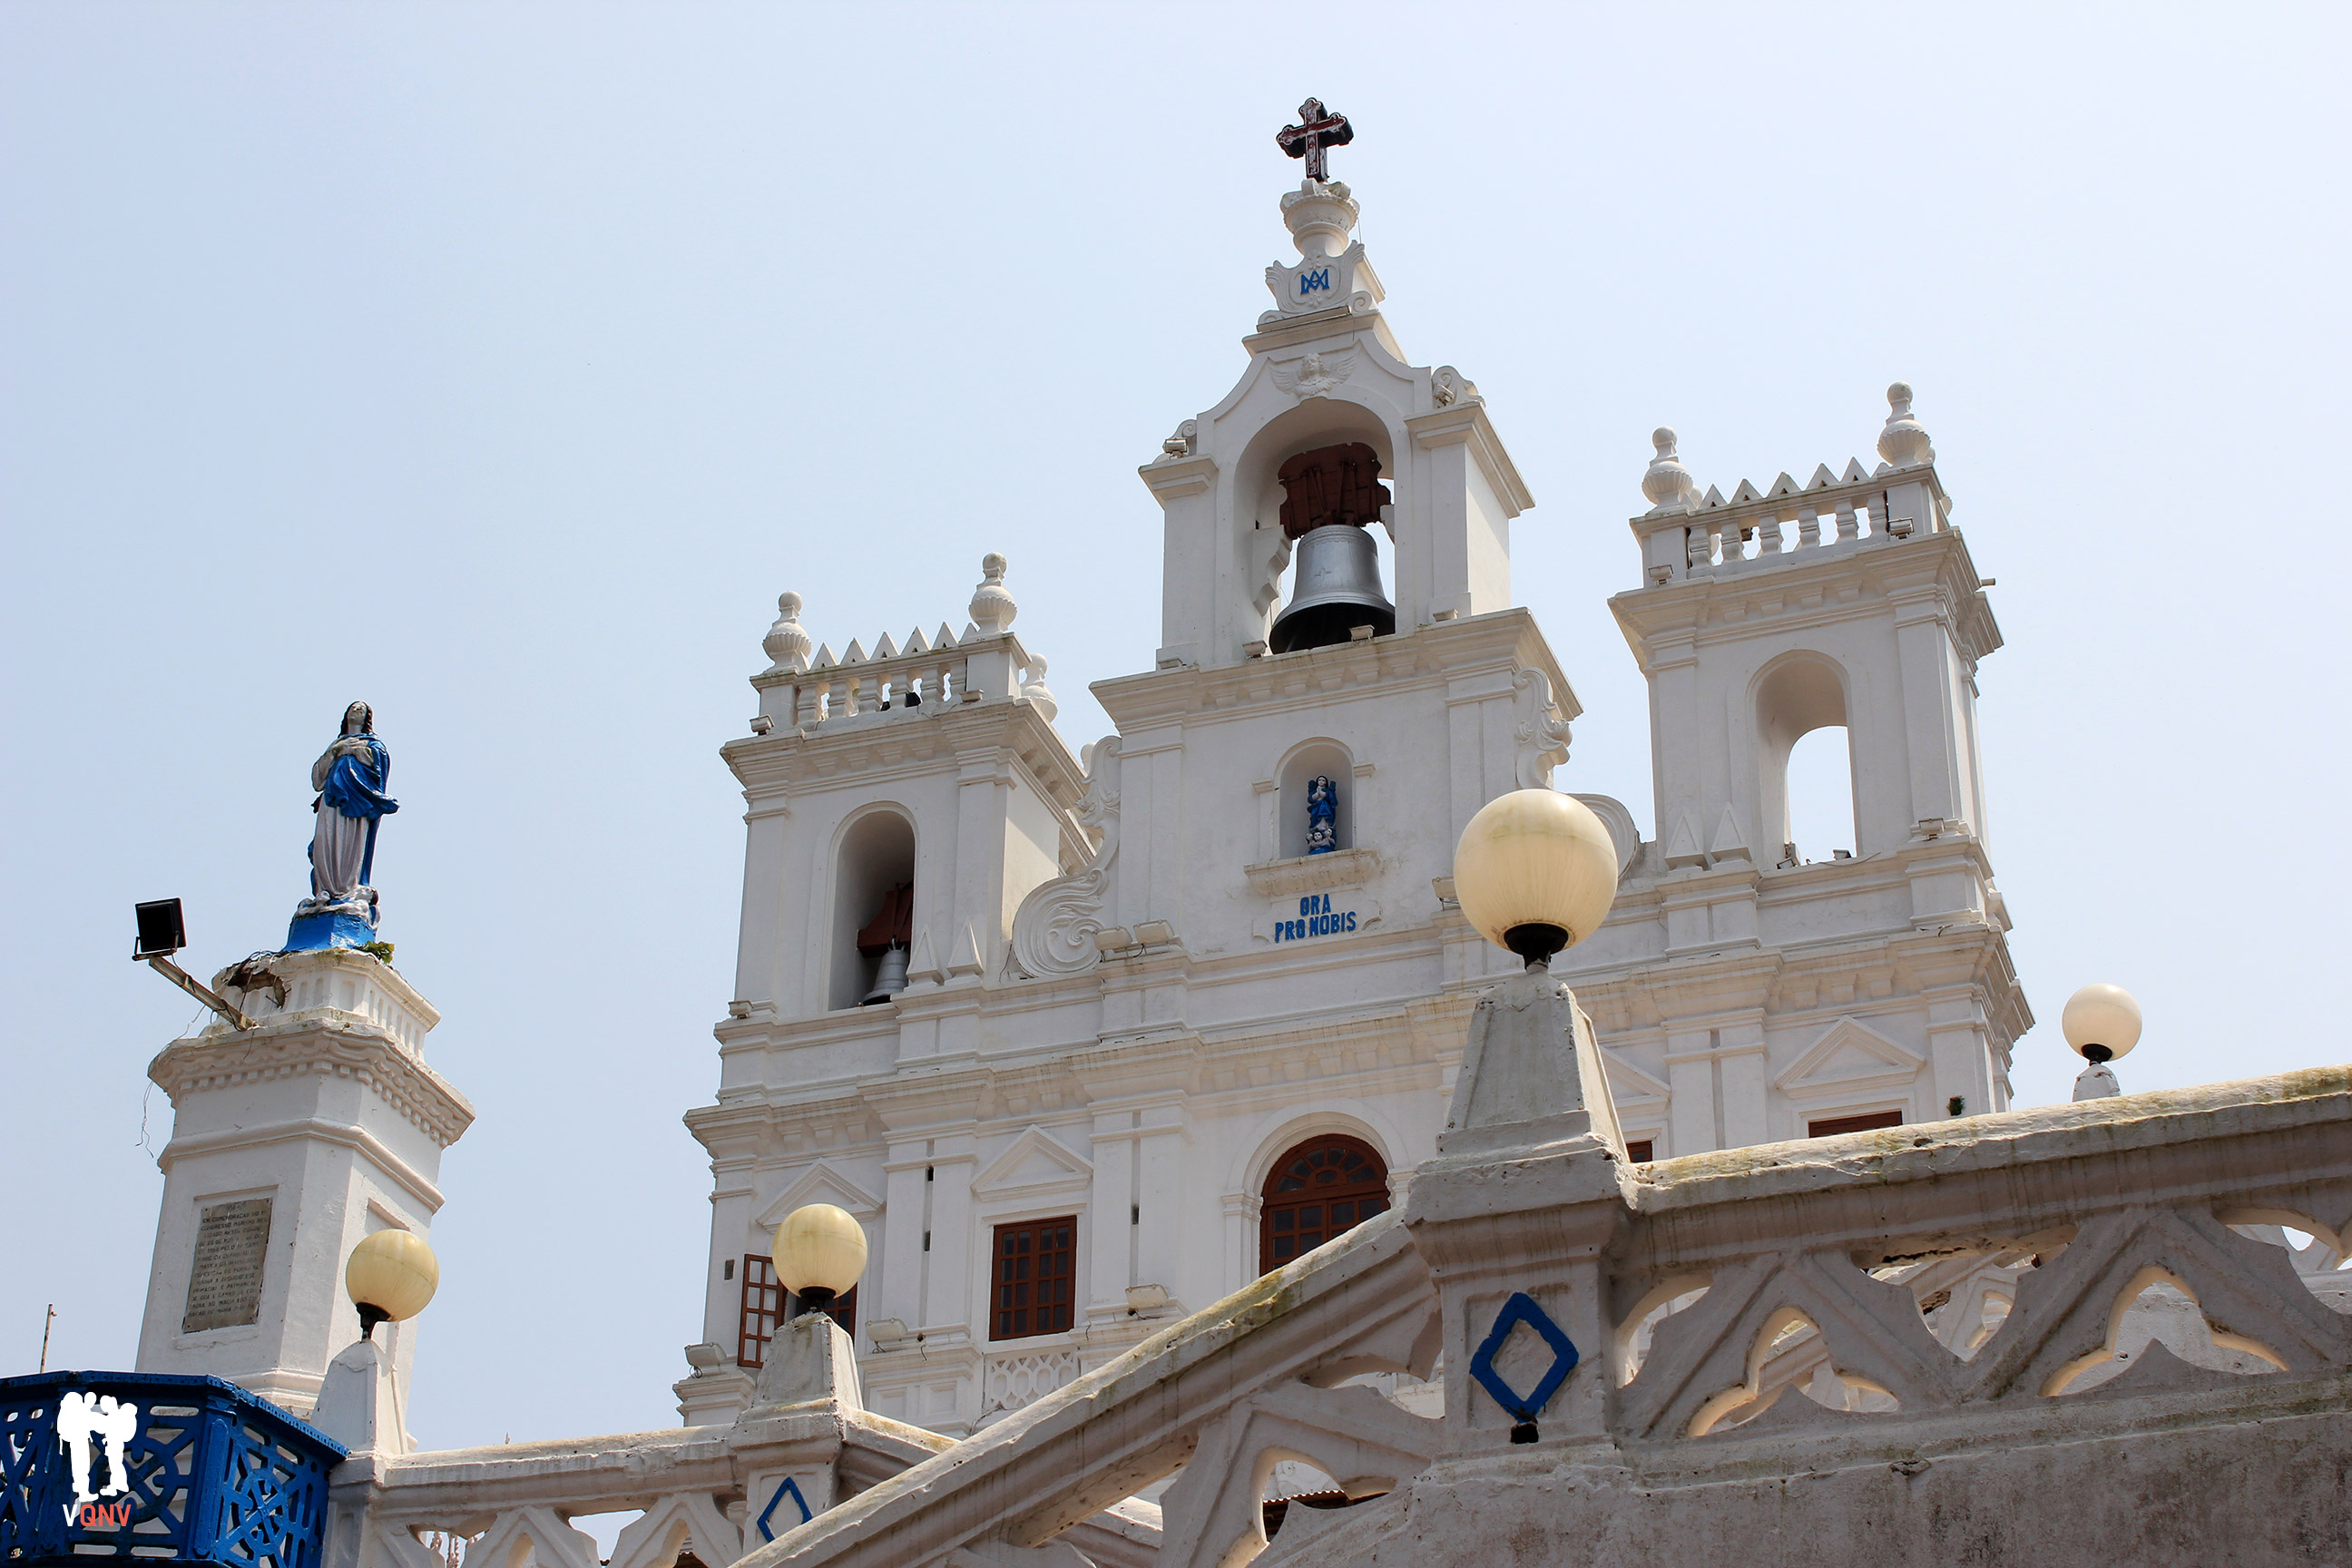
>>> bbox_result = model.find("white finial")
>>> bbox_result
[1019,654,1057,722]
[1641,427,1700,514]
[1877,382,1935,469]
[763,591,813,672]
[1279,181,1360,260]
[969,553,1017,635]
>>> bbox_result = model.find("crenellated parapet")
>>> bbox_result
[747,555,1055,735]
[1627,385,1961,589]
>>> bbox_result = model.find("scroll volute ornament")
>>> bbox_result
[856,883,914,956]
[1278,443,1391,540]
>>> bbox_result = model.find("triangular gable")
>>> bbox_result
[1773,1016,1927,1092]
[1598,1048,1672,1106]
[754,1159,884,1229]
[971,1124,1093,1201]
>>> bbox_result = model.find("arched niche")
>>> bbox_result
[1277,738,1356,858]
[828,807,916,1011]
[1232,399,1401,642]
[1753,653,1855,861]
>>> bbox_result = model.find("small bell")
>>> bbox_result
[862,943,909,1005]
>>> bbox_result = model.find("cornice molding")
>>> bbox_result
[149,1016,474,1150]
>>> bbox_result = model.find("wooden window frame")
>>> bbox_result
[1258,1133,1389,1276]
[1808,1109,1904,1139]
[990,1215,1077,1342]
[738,1253,858,1367]
[737,1253,783,1367]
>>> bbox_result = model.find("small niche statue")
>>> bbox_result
[288,701,399,951]
[1304,775,1338,855]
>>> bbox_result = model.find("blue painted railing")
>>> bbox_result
[0,1371,346,1568]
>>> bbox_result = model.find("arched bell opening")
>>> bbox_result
[1236,403,1402,654]
[829,808,916,1011]
[1754,653,1856,864]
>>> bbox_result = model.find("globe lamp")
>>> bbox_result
[345,1229,439,1340]
[1453,789,1621,967]
[771,1203,867,1318]
[2061,983,2142,1065]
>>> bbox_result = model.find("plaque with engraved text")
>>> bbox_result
[182,1197,273,1333]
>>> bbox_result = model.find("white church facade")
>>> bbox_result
[57,103,2351,1568]
[676,156,2026,1436]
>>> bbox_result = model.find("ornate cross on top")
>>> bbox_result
[1277,98,1353,183]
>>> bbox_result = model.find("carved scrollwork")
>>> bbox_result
[1511,668,1574,789]
[1010,740,1121,979]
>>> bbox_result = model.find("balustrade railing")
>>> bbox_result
[731,1065,2352,1568]
[753,629,1044,731]
[1632,462,1955,587]
[0,1372,346,1568]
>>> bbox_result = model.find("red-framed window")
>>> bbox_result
[1624,1139,1654,1162]
[1808,1110,1903,1139]
[1259,1134,1388,1275]
[737,1254,858,1367]
[991,1217,1075,1340]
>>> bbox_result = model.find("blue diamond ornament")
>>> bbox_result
[1468,1291,1580,1422]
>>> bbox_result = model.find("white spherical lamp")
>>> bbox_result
[2061,983,2142,1064]
[1453,789,1622,967]
[771,1203,867,1317]
[345,1229,438,1339]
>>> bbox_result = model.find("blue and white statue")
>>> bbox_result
[288,701,398,951]
[1304,774,1338,855]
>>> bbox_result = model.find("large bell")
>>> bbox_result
[1270,524,1396,653]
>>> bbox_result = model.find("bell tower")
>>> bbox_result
[1142,109,1531,673]
[1560,387,2031,1156]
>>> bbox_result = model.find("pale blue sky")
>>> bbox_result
[5,3,2347,1452]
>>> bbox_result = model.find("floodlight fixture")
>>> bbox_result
[132,897,256,1032]
[133,898,186,960]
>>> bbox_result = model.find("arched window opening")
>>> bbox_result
[830,810,915,1010]
[1783,726,1856,865]
[1279,741,1355,858]
[1259,1134,1388,1274]
[1755,656,1856,864]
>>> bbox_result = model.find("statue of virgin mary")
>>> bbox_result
[300,701,398,919]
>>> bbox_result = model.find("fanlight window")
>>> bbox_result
[1259,1134,1388,1274]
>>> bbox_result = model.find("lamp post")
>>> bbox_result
[1452,789,1622,969]
[771,1204,867,1320]
[1426,789,1625,1447]
[345,1230,439,1340]
[2062,983,2141,1102]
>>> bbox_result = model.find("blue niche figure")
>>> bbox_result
[1304,774,1338,855]
[287,701,399,952]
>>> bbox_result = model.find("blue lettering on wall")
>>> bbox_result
[1298,267,1332,294]
[1272,892,1358,943]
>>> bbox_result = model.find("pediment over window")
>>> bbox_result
[972,1125,1094,1202]
[754,1159,883,1229]
[1773,1016,1927,1093]
[1598,1048,1672,1108]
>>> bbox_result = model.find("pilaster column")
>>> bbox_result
[877,1143,931,1337]
[922,1137,978,1340]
